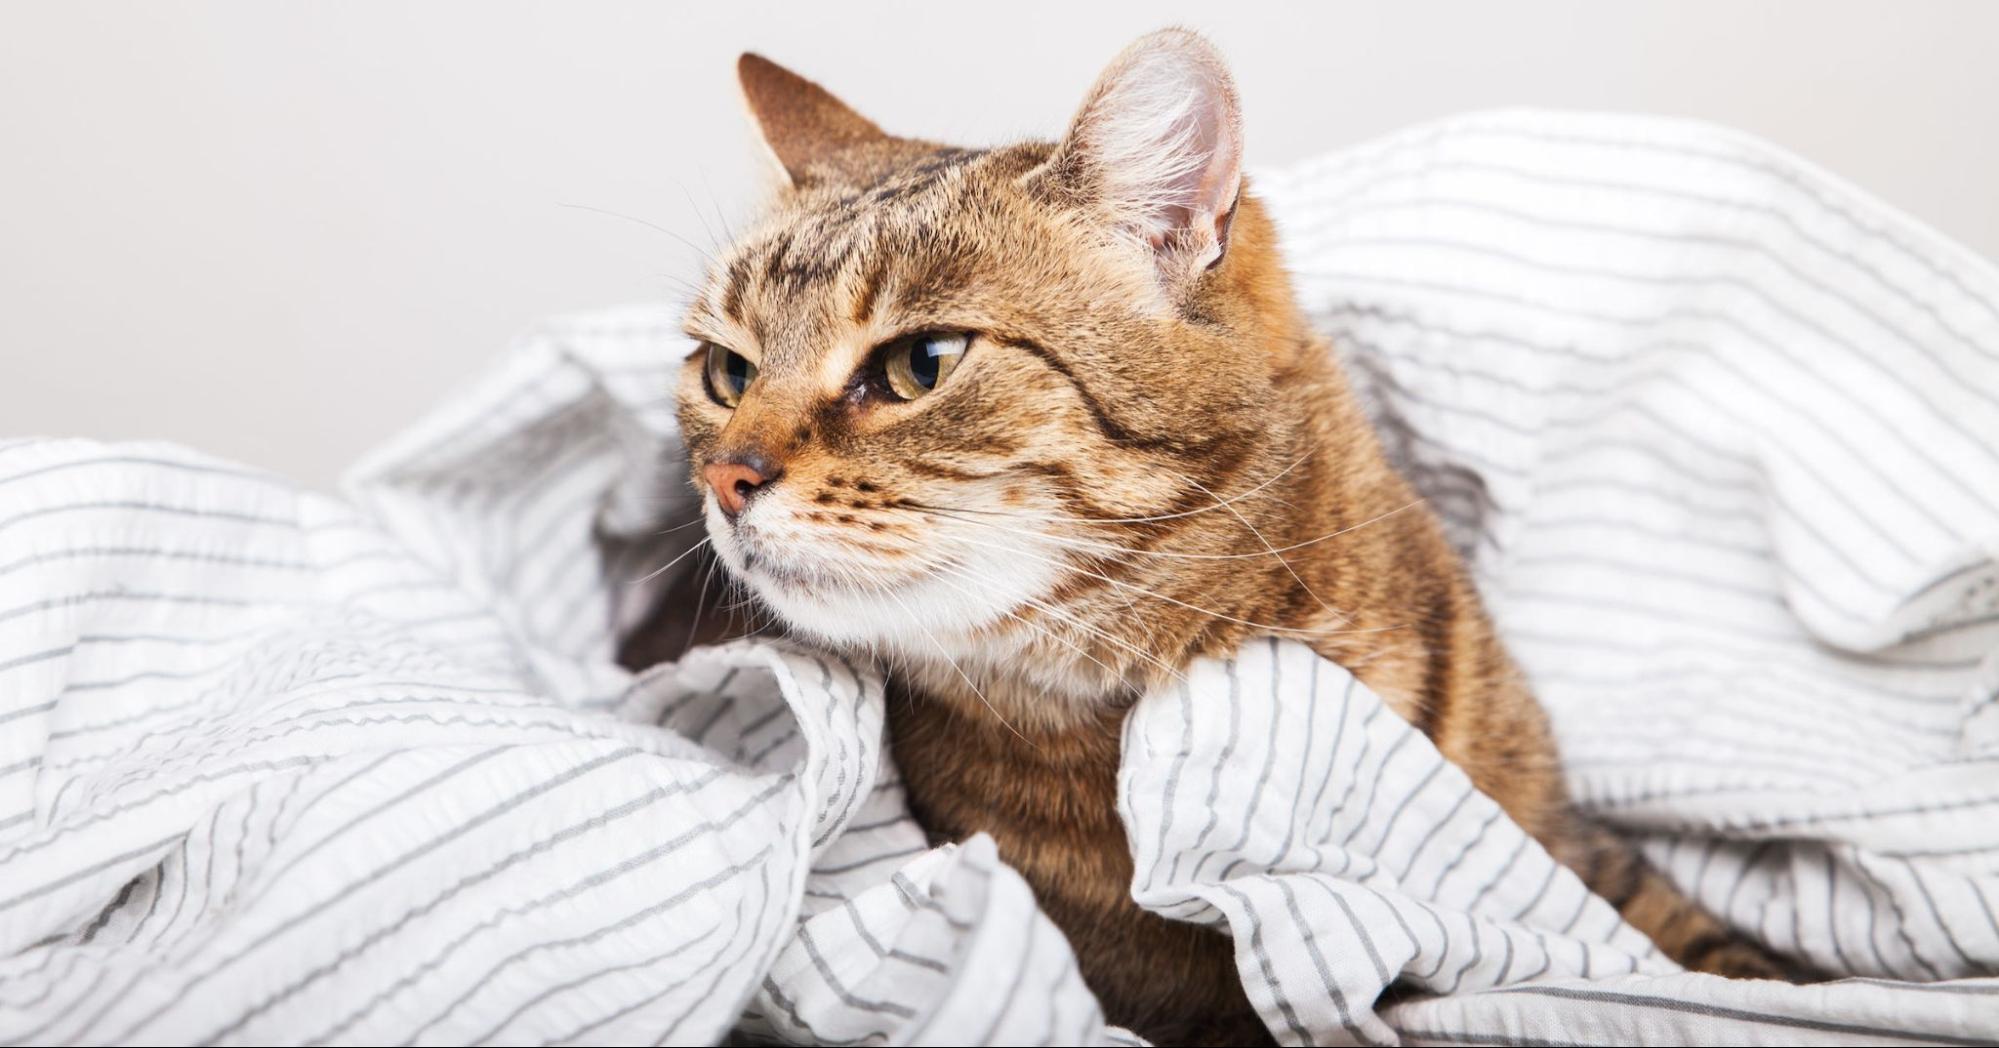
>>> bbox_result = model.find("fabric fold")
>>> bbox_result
[3,109,1996,1044]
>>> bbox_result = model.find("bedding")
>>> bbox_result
[2,109,1996,1044]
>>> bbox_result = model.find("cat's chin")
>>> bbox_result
[711,529,1062,654]
[734,557,1030,651]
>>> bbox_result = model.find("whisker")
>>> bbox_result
[695,167,738,245]
[559,201,717,266]
[942,560,1183,681]
[653,516,710,536]
[630,536,712,586]
[903,498,1427,563]
[896,447,1314,529]
[684,551,721,649]
[672,178,723,255]
[935,559,1185,683]
[1177,470,1354,627]
[923,564,1127,686]
[927,526,1409,641]
[871,575,1040,751]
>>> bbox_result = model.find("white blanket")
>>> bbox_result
[3,110,1996,1045]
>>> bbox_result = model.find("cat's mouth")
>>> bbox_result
[704,503,1061,650]
[735,544,934,593]
[714,516,935,596]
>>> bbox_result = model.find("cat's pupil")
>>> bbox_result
[702,343,758,407]
[726,353,753,393]
[875,331,965,400]
[907,340,940,388]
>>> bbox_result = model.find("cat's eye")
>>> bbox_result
[703,343,758,407]
[881,332,968,400]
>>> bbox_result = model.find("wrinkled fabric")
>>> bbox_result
[3,110,1996,1044]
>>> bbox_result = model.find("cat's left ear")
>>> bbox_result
[1040,29,1244,286]
[738,53,891,187]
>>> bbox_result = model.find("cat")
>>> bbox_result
[620,28,1792,1045]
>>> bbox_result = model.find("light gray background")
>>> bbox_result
[4,1,1996,490]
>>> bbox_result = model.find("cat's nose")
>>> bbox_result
[703,456,779,520]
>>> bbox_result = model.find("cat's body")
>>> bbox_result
[624,31,1790,1044]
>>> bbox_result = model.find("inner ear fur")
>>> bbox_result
[1038,29,1246,289]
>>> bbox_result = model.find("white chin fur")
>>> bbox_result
[703,496,1062,654]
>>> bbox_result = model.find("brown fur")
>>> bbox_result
[623,31,1793,1045]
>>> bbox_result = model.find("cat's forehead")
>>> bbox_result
[690,143,1056,365]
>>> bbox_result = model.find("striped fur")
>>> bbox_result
[648,31,1795,1042]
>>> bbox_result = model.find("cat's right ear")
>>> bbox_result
[1037,29,1244,294]
[737,53,889,187]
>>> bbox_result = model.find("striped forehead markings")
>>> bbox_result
[710,145,1002,349]
[733,145,989,296]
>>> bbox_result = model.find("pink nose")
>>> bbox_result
[703,460,772,519]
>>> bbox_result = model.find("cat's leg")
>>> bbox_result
[1554,821,1804,980]
[1313,601,1804,983]
[1318,644,1799,979]
[1448,695,1802,981]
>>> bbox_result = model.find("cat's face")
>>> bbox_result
[677,33,1289,696]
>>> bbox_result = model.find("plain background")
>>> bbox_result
[4,1,1996,490]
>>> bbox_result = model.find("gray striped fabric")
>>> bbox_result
[2,109,1995,1044]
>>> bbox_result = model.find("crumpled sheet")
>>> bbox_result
[2,109,1996,1044]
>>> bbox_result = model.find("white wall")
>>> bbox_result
[3,1,1995,489]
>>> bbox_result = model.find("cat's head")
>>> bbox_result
[677,30,1320,709]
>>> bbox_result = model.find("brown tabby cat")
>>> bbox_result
[623,29,1789,1045]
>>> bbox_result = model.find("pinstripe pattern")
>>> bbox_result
[1245,109,1999,1043]
[3,109,1996,1044]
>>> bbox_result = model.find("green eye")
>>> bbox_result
[882,332,968,400]
[704,343,758,407]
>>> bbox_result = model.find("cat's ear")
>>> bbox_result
[1041,29,1243,284]
[737,53,890,187]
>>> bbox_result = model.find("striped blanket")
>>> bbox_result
[3,110,1996,1044]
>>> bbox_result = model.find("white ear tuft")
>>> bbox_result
[1049,29,1244,279]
